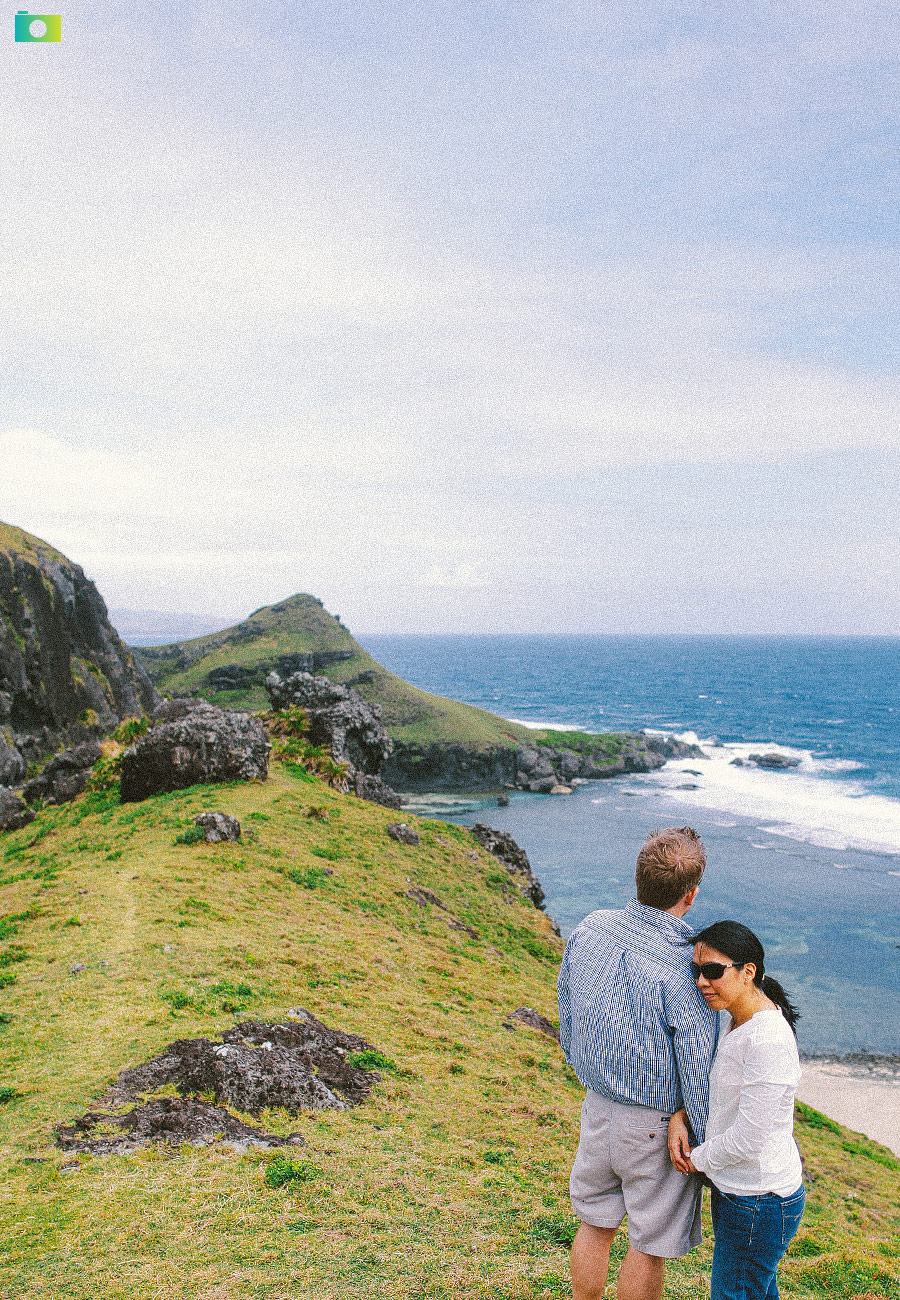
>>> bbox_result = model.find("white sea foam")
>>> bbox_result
[506,717,586,731]
[642,734,900,857]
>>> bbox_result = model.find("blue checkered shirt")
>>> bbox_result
[558,898,718,1142]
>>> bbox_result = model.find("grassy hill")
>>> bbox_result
[0,523,68,566]
[1,765,899,1299]
[135,594,535,748]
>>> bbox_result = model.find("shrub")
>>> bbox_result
[264,1156,321,1189]
[85,754,122,793]
[113,717,149,745]
[288,865,332,889]
[0,1085,21,1104]
[346,1049,397,1072]
[174,825,206,846]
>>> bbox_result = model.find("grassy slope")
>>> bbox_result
[0,772,898,1299]
[0,523,68,566]
[135,595,536,747]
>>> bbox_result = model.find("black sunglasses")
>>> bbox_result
[691,960,744,981]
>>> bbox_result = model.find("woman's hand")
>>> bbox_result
[668,1108,696,1174]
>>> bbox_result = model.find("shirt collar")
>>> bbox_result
[625,897,695,942]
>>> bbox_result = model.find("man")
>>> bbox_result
[557,826,717,1300]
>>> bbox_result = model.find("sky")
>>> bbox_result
[2,1,899,634]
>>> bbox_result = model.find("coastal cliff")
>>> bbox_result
[0,523,158,780]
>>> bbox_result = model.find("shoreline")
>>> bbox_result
[798,1055,900,1156]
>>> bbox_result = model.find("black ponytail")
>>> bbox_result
[760,975,800,1033]
[692,920,800,1035]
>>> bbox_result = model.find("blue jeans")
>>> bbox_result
[710,1184,805,1300]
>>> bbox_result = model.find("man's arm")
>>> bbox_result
[557,937,574,1063]
[668,985,718,1144]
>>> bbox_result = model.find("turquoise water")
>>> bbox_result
[361,635,900,1054]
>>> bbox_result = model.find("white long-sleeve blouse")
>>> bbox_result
[690,1008,803,1197]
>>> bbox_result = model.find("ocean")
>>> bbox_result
[360,635,900,1055]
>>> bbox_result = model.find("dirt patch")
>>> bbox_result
[56,1009,383,1155]
[56,1097,304,1155]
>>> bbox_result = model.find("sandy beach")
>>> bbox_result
[798,1058,900,1156]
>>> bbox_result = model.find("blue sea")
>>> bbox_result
[360,636,900,1055]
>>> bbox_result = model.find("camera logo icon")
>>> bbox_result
[14,10,61,41]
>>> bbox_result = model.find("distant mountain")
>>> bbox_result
[134,593,534,749]
[0,522,158,783]
[108,608,241,647]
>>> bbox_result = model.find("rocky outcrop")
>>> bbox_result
[0,786,34,832]
[0,525,158,770]
[749,752,802,770]
[204,651,355,694]
[23,740,102,806]
[265,671,401,808]
[120,700,270,802]
[470,823,546,910]
[193,812,241,842]
[57,1009,382,1155]
[384,731,703,794]
[383,742,517,792]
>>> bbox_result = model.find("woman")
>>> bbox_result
[667,921,804,1300]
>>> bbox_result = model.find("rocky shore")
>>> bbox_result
[383,730,702,793]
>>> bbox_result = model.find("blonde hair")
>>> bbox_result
[635,826,706,909]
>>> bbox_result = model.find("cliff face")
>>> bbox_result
[0,523,158,779]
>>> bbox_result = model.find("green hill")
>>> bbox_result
[135,594,534,748]
[1,766,899,1299]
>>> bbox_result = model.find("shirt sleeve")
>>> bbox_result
[557,937,574,1064]
[691,1031,798,1174]
[667,983,718,1145]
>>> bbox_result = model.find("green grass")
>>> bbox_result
[0,768,897,1298]
[134,594,536,748]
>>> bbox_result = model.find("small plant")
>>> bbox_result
[161,988,194,1011]
[264,1156,321,1189]
[346,1049,397,1072]
[209,979,254,1013]
[0,972,17,989]
[0,1012,13,1025]
[0,945,28,967]
[528,1212,579,1248]
[288,865,332,889]
[306,806,330,821]
[0,1085,21,1104]
[311,844,341,862]
[113,716,149,745]
[483,1149,511,1165]
[85,754,122,793]
[174,825,207,846]
[449,1062,465,1075]
[64,917,82,928]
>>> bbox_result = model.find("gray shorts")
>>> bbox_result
[569,1090,703,1258]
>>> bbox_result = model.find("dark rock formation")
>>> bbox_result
[266,672,392,773]
[506,1006,560,1041]
[265,671,401,808]
[194,812,241,842]
[387,822,420,846]
[0,524,157,769]
[470,823,546,910]
[119,701,270,802]
[749,752,801,770]
[351,771,402,809]
[0,786,34,832]
[23,741,102,806]
[103,1011,378,1116]
[56,1098,304,1155]
[383,742,517,793]
[383,732,704,795]
[205,664,256,691]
